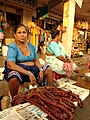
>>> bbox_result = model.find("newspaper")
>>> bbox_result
[0,107,22,120]
[56,78,77,86]
[58,82,90,101]
[0,103,48,120]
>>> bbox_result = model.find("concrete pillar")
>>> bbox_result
[62,0,75,57]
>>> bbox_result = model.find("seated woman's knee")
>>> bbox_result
[46,66,52,73]
[8,78,20,85]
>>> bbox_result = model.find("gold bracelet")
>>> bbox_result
[27,71,31,76]
[40,68,43,71]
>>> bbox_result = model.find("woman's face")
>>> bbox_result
[57,33,61,41]
[58,32,62,41]
[14,26,27,43]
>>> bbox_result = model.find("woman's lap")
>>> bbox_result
[46,55,66,74]
[46,55,77,74]
[3,63,49,85]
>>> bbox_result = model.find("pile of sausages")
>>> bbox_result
[12,86,84,120]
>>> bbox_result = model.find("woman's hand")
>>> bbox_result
[66,56,71,63]
[29,72,36,86]
[38,70,43,82]
[66,56,69,60]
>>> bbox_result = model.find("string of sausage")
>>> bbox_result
[12,87,84,120]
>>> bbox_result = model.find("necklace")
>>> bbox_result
[15,42,30,56]
[18,45,28,55]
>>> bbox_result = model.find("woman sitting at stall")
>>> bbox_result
[45,30,79,77]
[3,24,54,98]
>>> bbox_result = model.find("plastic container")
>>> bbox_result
[2,45,8,56]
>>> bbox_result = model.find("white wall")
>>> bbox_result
[23,9,36,26]
[0,5,36,26]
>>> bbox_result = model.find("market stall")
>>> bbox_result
[0,77,89,120]
[71,20,89,57]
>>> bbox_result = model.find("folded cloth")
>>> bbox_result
[52,71,66,79]
[63,62,73,77]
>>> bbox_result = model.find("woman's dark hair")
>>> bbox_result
[51,30,60,39]
[13,24,27,34]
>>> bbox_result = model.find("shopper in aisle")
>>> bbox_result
[45,29,79,77]
[3,24,54,98]
[86,36,90,53]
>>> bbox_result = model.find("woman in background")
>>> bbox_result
[45,30,79,77]
[86,36,90,53]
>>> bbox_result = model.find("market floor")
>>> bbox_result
[0,54,90,120]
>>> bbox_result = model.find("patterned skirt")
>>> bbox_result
[3,62,49,86]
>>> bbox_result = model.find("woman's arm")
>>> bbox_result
[48,42,70,62]
[57,56,68,62]
[7,61,29,75]
[34,58,42,70]
[34,58,43,82]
